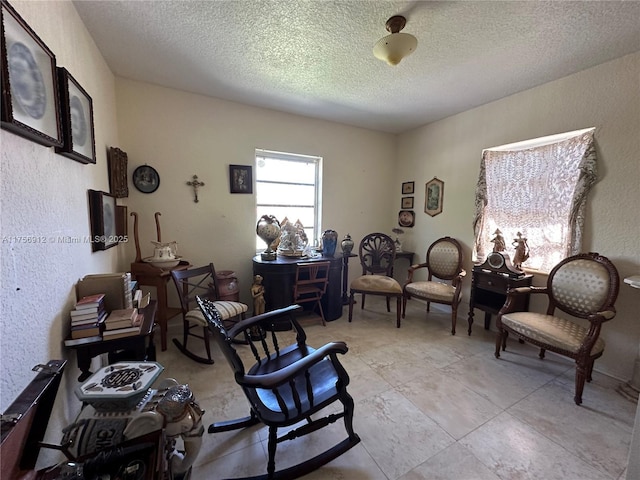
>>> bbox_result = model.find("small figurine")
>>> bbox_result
[512,232,530,270]
[490,228,507,252]
[251,274,266,316]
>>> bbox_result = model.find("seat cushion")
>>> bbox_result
[186,301,248,326]
[501,312,605,356]
[350,275,402,294]
[405,281,455,303]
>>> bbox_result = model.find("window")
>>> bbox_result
[255,149,321,250]
[473,128,596,273]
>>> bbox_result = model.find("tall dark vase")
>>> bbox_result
[322,229,338,257]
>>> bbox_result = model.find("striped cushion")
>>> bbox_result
[405,281,455,303]
[186,301,248,327]
[350,275,402,294]
[501,311,605,356]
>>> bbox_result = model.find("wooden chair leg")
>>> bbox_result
[317,301,327,326]
[203,326,212,362]
[574,362,587,405]
[495,330,503,358]
[348,293,355,322]
[267,426,277,478]
[395,296,401,328]
[586,359,595,382]
[386,296,391,313]
[402,294,408,319]
[539,348,546,359]
[361,294,366,309]
[340,390,358,440]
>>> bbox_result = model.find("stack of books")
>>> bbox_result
[102,308,144,340]
[70,293,107,339]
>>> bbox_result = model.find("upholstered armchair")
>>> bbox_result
[495,252,620,405]
[402,236,466,334]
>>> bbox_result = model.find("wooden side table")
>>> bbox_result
[131,260,190,351]
[65,301,158,381]
[467,269,533,334]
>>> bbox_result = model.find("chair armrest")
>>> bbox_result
[227,305,304,339]
[588,308,617,324]
[499,286,547,315]
[406,263,428,283]
[237,341,349,389]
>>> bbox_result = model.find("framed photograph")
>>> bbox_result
[88,190,120,251]
[398,210,415,228]
[108,146,129,197]
[401,181,414,195]
[229,164,252,194]
[425,177,444,217]
[401,196,414,209]
[1,0,62,146]
[132,165,160,194]
[55,67,95,164]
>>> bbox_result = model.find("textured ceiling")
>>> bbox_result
[73,1,640,133]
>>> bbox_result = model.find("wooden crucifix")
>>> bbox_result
[186,175,205,203]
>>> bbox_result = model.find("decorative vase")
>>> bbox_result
[341,234,354,256]
[322,229,338,257]
[256,215,281,261]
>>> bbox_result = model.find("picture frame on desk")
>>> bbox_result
[55,67,96,164]
[1,1,63,147]
[88,189,120,251]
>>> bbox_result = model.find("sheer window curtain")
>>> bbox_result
[473,128,597,273]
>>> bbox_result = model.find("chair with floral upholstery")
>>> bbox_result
[495,252,619,405]
[349,233,403,327]
[402,236,466,334]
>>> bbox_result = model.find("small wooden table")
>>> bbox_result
[66,301,158,381]
[131,261,190,351]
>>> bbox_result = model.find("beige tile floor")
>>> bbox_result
[157,297,636,480]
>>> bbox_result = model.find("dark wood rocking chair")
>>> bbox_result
[196,297,361,480]
[171,263,248,364]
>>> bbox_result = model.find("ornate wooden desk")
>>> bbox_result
[131,260,190,351]
[253,254,343,321]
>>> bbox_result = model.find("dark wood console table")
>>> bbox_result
[253,254,343,321]
[467,269,533,334]
[65,301,158,381]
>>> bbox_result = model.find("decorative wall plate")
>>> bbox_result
[133,165,160,193]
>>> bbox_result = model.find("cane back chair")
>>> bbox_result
[402,236,466,335]
[495,252,619,405]
[197,298,361,479]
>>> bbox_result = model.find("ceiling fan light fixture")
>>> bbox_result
[373,15,418,66]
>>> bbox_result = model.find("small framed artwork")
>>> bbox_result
[108,146,129,198]
[55,67,96,164]
[1,0,62,147]
[425,177,444,217]
[88,189,120,251]
[401,196,414,209]
[401,181,415,195]
[398,210,415,228]
[132,165,160,194]
[229,164,253,194]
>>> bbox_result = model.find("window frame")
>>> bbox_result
[255,149,322,250]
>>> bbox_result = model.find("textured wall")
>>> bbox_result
[0,0,120,452]
[114,79,396,306]
[397,52,640,381]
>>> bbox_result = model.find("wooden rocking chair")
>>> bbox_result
[196,297,361,480]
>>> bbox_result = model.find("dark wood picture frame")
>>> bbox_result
[0,0,62,147]
[425,177,444,217]
[55,67,96,164]
[229,164,252,194]
[401,196,414,209]
[398,210,415,228]
[132,165,160,194]
[88,189,119,251]
[401,181,415,195]
[108,146,129,197]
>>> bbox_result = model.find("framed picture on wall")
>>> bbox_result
[108,146,129,198]
[132,165,160,193]
[229,164,253,193]
[55,67,96,164]
[401,181,415,195]
[398,210,415,228]
[88,189,120,251]
[0,0,63,147]
[401,196,414,209]
[425,177,444,217]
